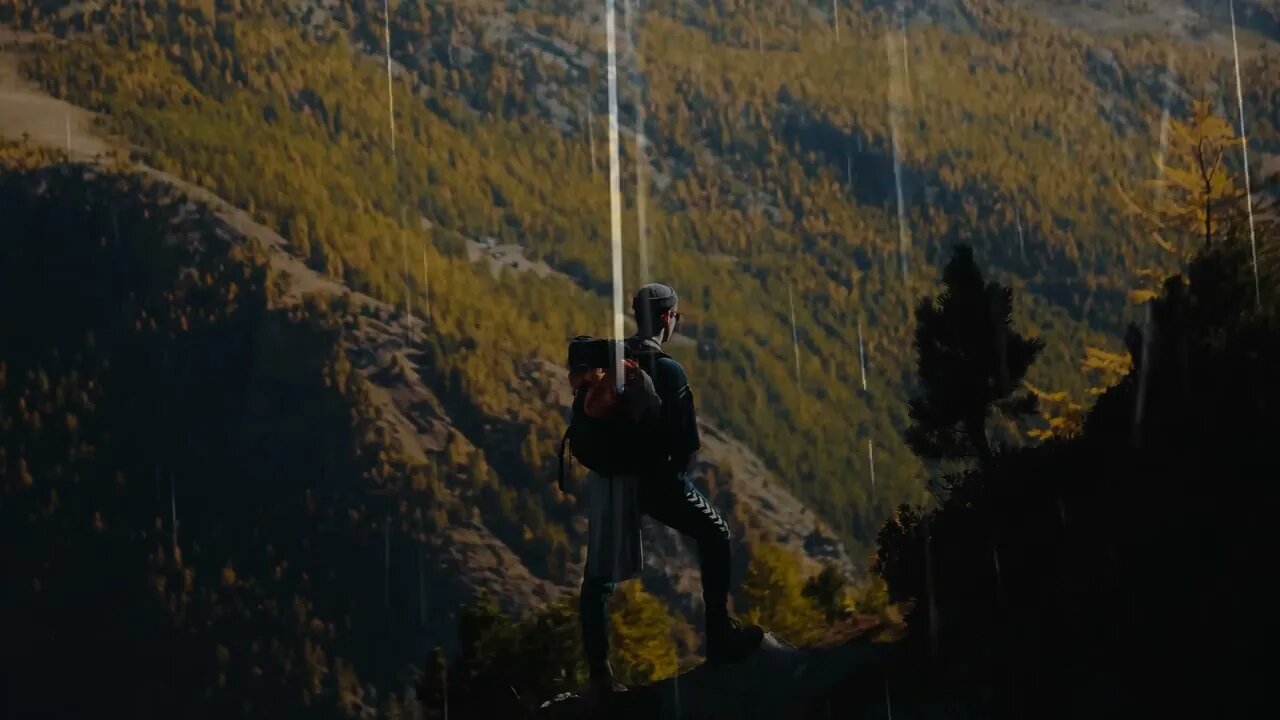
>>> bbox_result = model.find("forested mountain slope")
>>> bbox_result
[5,0,1277,555]
[0,30,855,718]
[0,145,858,714]
[0,146,455,716]
[3,0,1278,716]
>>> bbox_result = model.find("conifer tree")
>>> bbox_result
[905,245,1043,468]
[802,564,849,623]
[1118,99,1279,304]
[608,581,680,686]
[1143,99,1243,253]
[740,542,824,645]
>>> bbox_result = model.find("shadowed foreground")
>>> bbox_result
[537,633,887,720]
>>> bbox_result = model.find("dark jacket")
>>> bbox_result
[626,335,702,477]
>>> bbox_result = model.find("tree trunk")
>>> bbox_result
[967,416,993,467]
[1198,138,1213,249]
[1205,195,1212,250]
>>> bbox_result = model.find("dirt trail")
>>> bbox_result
[0,41,110,159]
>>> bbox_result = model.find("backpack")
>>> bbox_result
[557,336,665,491]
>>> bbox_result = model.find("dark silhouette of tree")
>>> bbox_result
[905,245,1043,468]
[802,564,848,623]
[417,647,449,720]
[873,234,1280,717]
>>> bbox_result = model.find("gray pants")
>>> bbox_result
[581,473,732,678]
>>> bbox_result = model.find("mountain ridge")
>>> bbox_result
[7,0,1275,596]
[3,1,1278,715]
[0,27,855,640]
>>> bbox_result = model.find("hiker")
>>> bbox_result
[570,283,764,699]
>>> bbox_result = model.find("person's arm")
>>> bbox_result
[653,357,701,476]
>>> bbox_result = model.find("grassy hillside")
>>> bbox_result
[4,0,1277,558]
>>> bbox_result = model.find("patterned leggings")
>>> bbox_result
[580,473,731,675]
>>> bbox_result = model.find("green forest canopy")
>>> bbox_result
[4,0,1277,560]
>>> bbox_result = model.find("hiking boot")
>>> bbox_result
[706,616,765,666]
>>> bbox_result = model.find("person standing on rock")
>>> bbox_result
[572,283,764,701]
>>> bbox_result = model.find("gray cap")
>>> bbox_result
[632,283,678,315]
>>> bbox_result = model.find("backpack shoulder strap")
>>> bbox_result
[557,426,571,493]
[625,336,672,361]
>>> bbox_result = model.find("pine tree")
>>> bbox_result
[740,542,824,646]
[1149,99,1242,252]
[802,564,849,623]
[1081,346,1133,397]
[1023,382,1084,440]
[1118,99,1279,304]
[1117,98,1241,282]
[608,581,679,686]
[905,245,1043,467]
